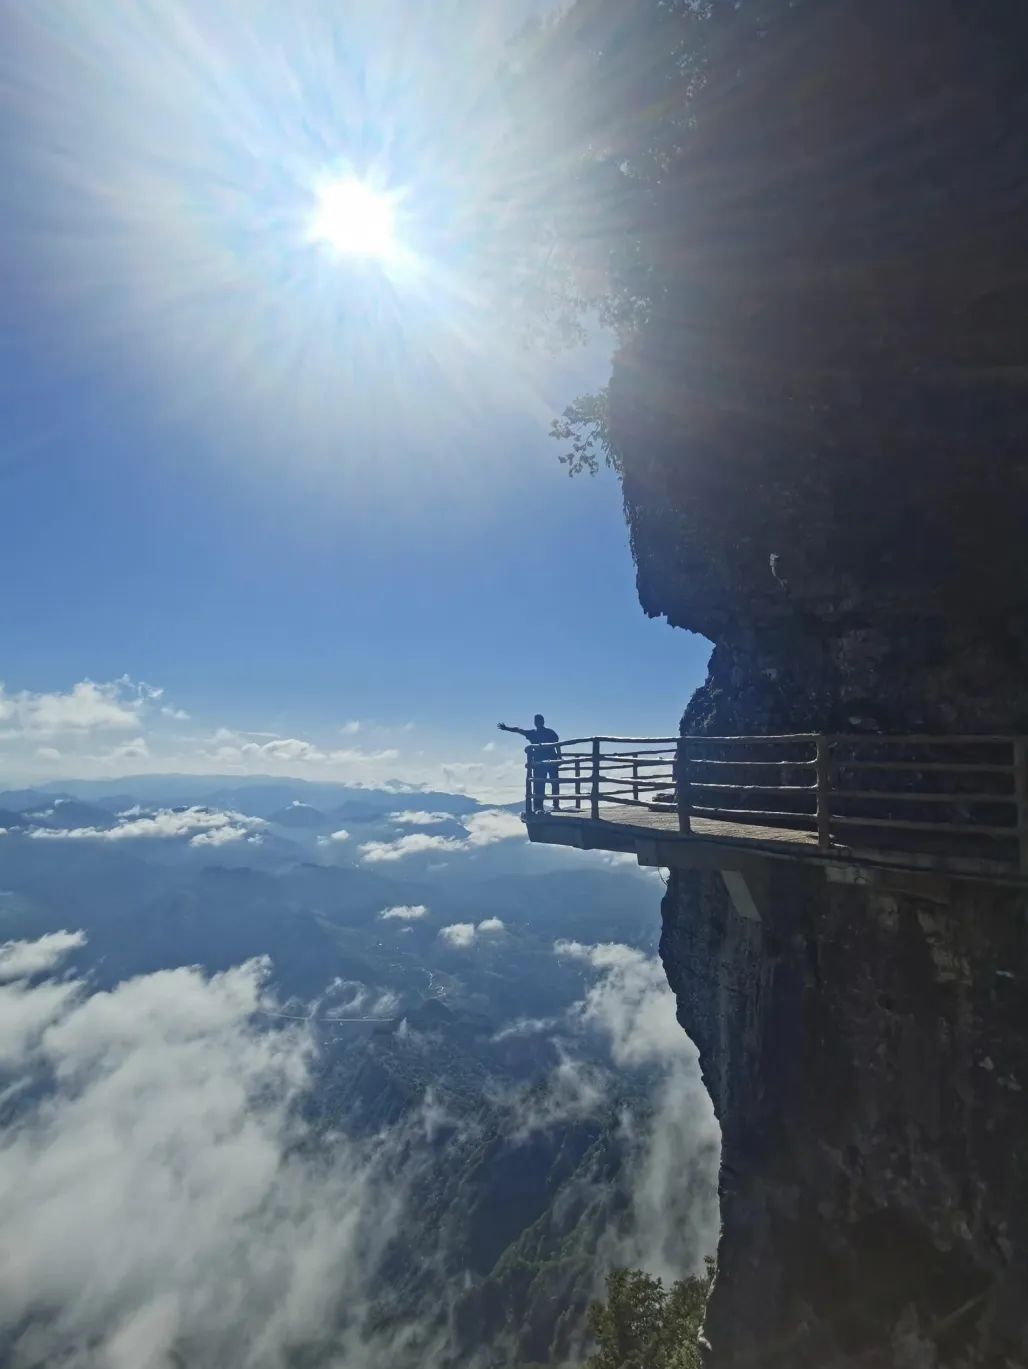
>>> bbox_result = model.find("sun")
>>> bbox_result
[309,179,397,259]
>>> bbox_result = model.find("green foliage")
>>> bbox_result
[549,390,621,477]
[585,1264,714,1369]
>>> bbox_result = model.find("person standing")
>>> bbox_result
[498,714,561,813]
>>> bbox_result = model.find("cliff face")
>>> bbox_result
[608,0,1028,738]
[604,4,1028,1363]
[660,864,1028,1367]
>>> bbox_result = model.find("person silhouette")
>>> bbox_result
[498,714,561,813]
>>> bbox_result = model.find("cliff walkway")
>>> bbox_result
[525,734,1028,885]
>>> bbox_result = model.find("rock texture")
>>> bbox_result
[661,865,1028,1367]
[609,0,1028,737]
[606,3,1028,1363]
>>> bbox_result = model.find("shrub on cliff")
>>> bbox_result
[586,1263,714,1369]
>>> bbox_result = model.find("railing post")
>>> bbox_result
[676,738,691,834]
[1015,739,1028,875]
[632,757,640,804]
[575,757,582,811]
[525,745,534,819]
[591,738,601,821]
[815,735,832,850]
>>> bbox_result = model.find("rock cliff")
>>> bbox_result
[606,4,1028,1363]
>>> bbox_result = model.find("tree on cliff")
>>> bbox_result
[585,1265,713,1369]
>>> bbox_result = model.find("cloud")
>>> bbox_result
[0,930,86,983]
[482,741,496,752]
[552,940,721,1283]
[438,918,504,948]
[360,833,464,864]
[316,828,351,846]
[209,732,399,771]
[379,905,428,921]
[389,811,453,826]
[461,809,523,846]
[439,760,523,802]
[340,720,361,735]
[0,942,418,1369]
[491,1016,557,1042]
[161,705,190,721]
[35,746,61,761]
[190,826,248,848]
[0,927,720,1364]
[0,677,160,737]
[29,806,265,845]
[438,923,477,948]
[99,735,150,765]
[359,810,522,864]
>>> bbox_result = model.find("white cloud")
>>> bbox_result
[491,1017,557,1042]
[161,705,190,721]
[209,732,399,772]
[552,940,721,1283]
[389,811,452,826]
[438,923,477,949]
[0,677,160,738]
[379,905,428,922]
[359,810,522,864]
[316,829,351,846]
[439,760,523,803]
[0,930,86,983]
[35,746,61,761]
[482,741,496,752]
[100,735,150,766]
[190,826,248,848]
[0,946,418,1368]
[0,926,720,1362]
[462,809,523,846]
[29,807,265,845]
[360,833,464,864]
[438,919,504,948]
[331,747,399,764]
[340,720,361,735]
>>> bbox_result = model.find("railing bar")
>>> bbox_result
[595,791,675,801]
[552,734,822,746]
[836,760,1014,774]
[832,790,1017,805]
[833,815,1018,837]
[689,805,818,824]
[688,782,817,794]
[826,734,1016,746]
[585,759,676,769]
[687,758,817,769]
[685,734,820,745]
[546,733,1022,749]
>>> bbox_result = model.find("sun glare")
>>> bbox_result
[310,179,396,259]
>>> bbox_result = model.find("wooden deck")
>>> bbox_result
[528,803,1027,885]
[543,804,820,849]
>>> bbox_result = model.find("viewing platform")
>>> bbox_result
[524,734,1028,889]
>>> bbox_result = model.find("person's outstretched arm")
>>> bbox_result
[497,722,530,737]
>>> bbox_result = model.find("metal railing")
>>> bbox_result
[525,734,1028,873]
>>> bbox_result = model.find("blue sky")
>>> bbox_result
[0,0,709,800]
